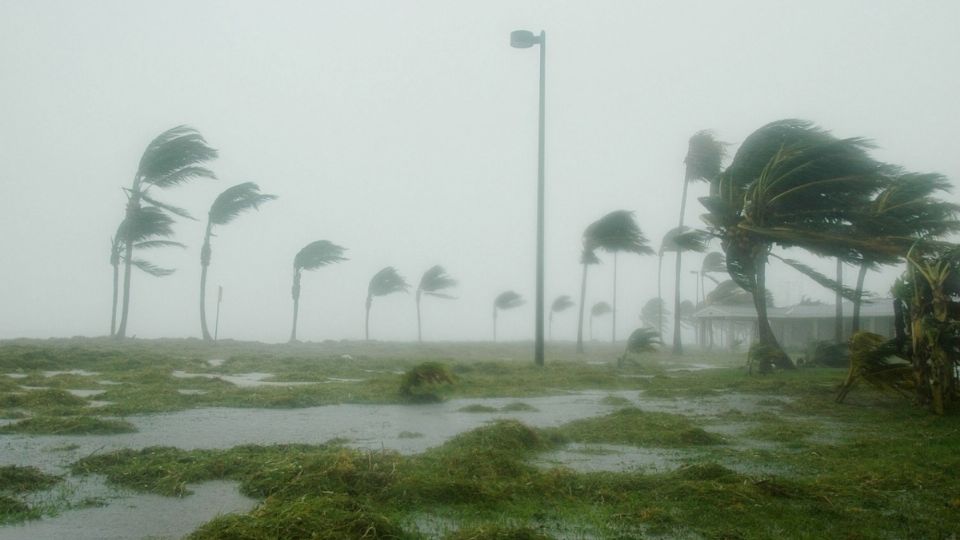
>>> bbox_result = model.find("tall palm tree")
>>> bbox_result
[589,301,612,341]
[366,267,409,341]
[493,290,524,342]
[199,183,277,340]
[289,240,347,342]
[415,265,457,342]
[115,126,218,338]
[700,119,894,368]
[109,207,184,335]
[575,247,601,353]
[673,132,725,353]
[549,295,575,340]
[582,210,653,344]
[849,172,960,333]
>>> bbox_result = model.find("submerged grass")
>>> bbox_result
[0,415,136,435]
[0,465,60,524]
[549,407,724,447]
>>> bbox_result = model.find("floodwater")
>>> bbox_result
[0,389,789,539]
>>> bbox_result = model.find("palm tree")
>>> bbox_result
[849,172,960,333]
[115,126,218,338]
[589,301,612,340]
[575,247,601,353]
[582,210,654,344]
[289,240,347,342]
[658,226,710,354]
[199,183,277,340]
[700,119,894,368]
[366,267,409,341]
[697,251,726,347]
[641,298,667,331]
[673,131,725,354]
[549,295,575,340]
[415,265,457,342]
[109,207,184,335]
[493,290,524,341]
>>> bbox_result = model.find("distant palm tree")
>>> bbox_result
[366,267,409,341]
[549,295,575,340]
[115,126,218,338]
[289,240,347,342]
[589,301,612,341]
[575,247,601,353]
[110,207,184,335]
[493,290,524,342]
[582,210,653,344]
[199,183,277,340]
[698,251,726,348]
[641,298,667,331]
[673,132,725,354]
[658,226,709,346]
[415,265,457,342]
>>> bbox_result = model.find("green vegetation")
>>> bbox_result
[0,415,136,435]
[0,466,61,524]
[548,407,724,447]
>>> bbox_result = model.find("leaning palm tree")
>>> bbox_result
[700,119,893,368]
[366,267,410,341]
[115,125,218,338]
[109,206,184,335]
[658,226,710,353]
[493,290,524,342]
[289,240,347,342]
[589,301,612,341]
[641,298,668,331]
[199,183,277,340]
[549,295,575,340]
[582,210,654,343]
[575,247,601,353]
[415,265,457,342]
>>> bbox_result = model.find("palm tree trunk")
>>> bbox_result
[289,269,301,343]
[493,308,498,342]
[110,260,119,336]
[365,296,372,341]
[835,258,844,342]
[199,224,213,341]
[115,195,140,339]
[851,262,868,334]
[753,253,794,369]
[416,290,423,343]
[575,263,588,353]
[549,312,553,341]
[657,254,664,338]
[672,249,683,355]
[590,314,594,341]
[612,252,617,343]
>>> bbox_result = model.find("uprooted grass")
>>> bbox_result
[547,407,725,447]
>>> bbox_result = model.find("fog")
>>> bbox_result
[1,1,958,343]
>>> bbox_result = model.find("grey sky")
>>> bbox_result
[1,1,958,343]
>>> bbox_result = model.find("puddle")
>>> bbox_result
[66,389,106,398]
[665,363,719,372]
[5,373,28,379]
[534,443,686,473]
[2,479,255,540]
[206,359,225,367]
[177,389,208,395]
[43,370,99,378]
[324,377,365,383]
[97,381,122,386]
[171,371,316,388]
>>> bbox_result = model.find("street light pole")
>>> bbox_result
[511,29,546,367]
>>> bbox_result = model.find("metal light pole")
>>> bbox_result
[511,29,546,367]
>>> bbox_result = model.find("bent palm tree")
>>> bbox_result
[641,298,668,330]
[583,211,654,343]
[366,267,409,341]
[115,126,218,338]
[493,291,524,341]
[200,183,277,340]
[549,295,575,340]
[575,247,601,353]
[290,240,347,342]
[658,226,710,353]
[416,265,458,342]
[589,301,612,341]
[109,207,184,335]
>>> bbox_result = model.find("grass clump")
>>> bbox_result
[459,404,498,413]
[599,395,632,407]
[500,402,538,412]
[0,388,88,411]
[397,431,423,439]
[399,362,455,403]
[0,415,136,435]
[445,525,554,539]
[0,465,60,492]
[550,407,724,447]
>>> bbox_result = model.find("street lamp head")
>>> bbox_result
[510,30,540,48]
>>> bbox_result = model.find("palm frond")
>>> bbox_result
[660,226,710,254]
[641,298,668,327]
[581,247,600,265]
[294,240,348,271]
[494,291,524,310]
[590,301,612,317]
[134,240,186,250]
[685,130,726,183]
[424,292,457,300]
[141,194,196,220]
[119,206,177,243]
[706,280,771,306]
[131,259,175,277]
[137,126,218,188]
[624,327,661,354]
[584,210,654,255]
[701,251,726,274]
[368,266,410,297]
[772,255,860,301]
[551,295,575,313]
[209,182,278,226]
[418,265,457,293]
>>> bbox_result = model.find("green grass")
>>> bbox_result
[0,465,60,524]
[3,339,960,538]
[0,415,136,435]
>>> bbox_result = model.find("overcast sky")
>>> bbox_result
[1,1,959,343]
